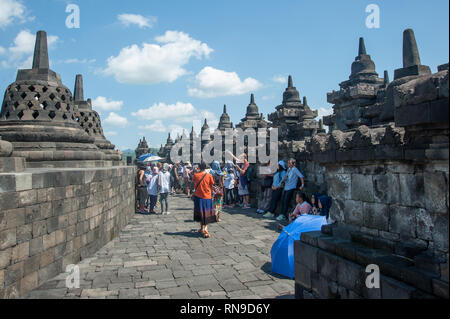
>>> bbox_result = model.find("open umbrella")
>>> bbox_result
[143,156,163,163]
[270,215,327,279]
[137,153,154,162]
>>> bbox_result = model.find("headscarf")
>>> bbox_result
[210,161,224,176]
[278,160,287,171]
[163,163,170,172]
[318,195,332,219]
[312,193,321,208]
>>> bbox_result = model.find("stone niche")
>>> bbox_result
[294,29,449,299]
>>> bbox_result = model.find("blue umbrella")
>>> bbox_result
[137,153,155,162]
[271,215,327,279]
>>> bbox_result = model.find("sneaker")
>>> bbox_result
[166,212,171,215]
[243,204,251,209]
[276,215,287,221]
[263,212,275,218]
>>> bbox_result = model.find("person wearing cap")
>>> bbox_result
[264,161,287,219]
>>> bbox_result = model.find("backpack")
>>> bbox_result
[246,165,256,182]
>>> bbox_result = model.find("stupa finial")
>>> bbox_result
[32,31,49,70]
[74,74,84,102]
[403,29,421,68]
[384,70,390,86]
[358,37,367,56]
[288,75,293,88]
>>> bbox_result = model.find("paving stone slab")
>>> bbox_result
[23,195,294,299]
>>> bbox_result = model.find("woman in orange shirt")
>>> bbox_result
[192,162,216,238]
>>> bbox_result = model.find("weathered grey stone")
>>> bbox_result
[373,173,400,204]
[381,275,416,299]
[424,172,448,213]
[351,174,374,202]
[363,202,389,231]
[343,200,364,226]
[317,250,338,281]
[399,174,425,208]
[389,205,417,238]
[327,174,351,200]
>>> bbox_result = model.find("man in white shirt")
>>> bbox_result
[158,163,172,215]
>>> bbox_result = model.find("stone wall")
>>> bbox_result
[0,165,135,298]
[325,161,448,254]
[293,29,449,298]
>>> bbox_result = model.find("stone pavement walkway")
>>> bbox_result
[24,194,295,299]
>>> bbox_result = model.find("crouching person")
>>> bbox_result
[289,192,313,223]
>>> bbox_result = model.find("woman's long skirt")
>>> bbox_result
[194,196,217,226]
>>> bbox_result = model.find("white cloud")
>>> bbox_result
[103,112,128,128]
[131,102,196,121]
[188,66,262,98]
[139,120,166,133]
[1,30,58,69]
[104,30,213,84]
[0,0,29,28]
[177,109,218,127]
[118,14,156,29]
[168,124,186,137]
[317,107,333,120]
[104,131,118,137]
[0,46,5,54]
[133,101,219,136]
[60,58,96,64]
[92,96,124,112]
[272,75,288,84]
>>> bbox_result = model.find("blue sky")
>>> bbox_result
[0,0,448,151]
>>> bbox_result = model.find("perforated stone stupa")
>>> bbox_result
[236,94,268,130]
[0,31,105,167]
[324,37,387,131]
[135,136,151,159]
[218,105,233,131]
[269,76,324,141]
[73,74,120,161]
